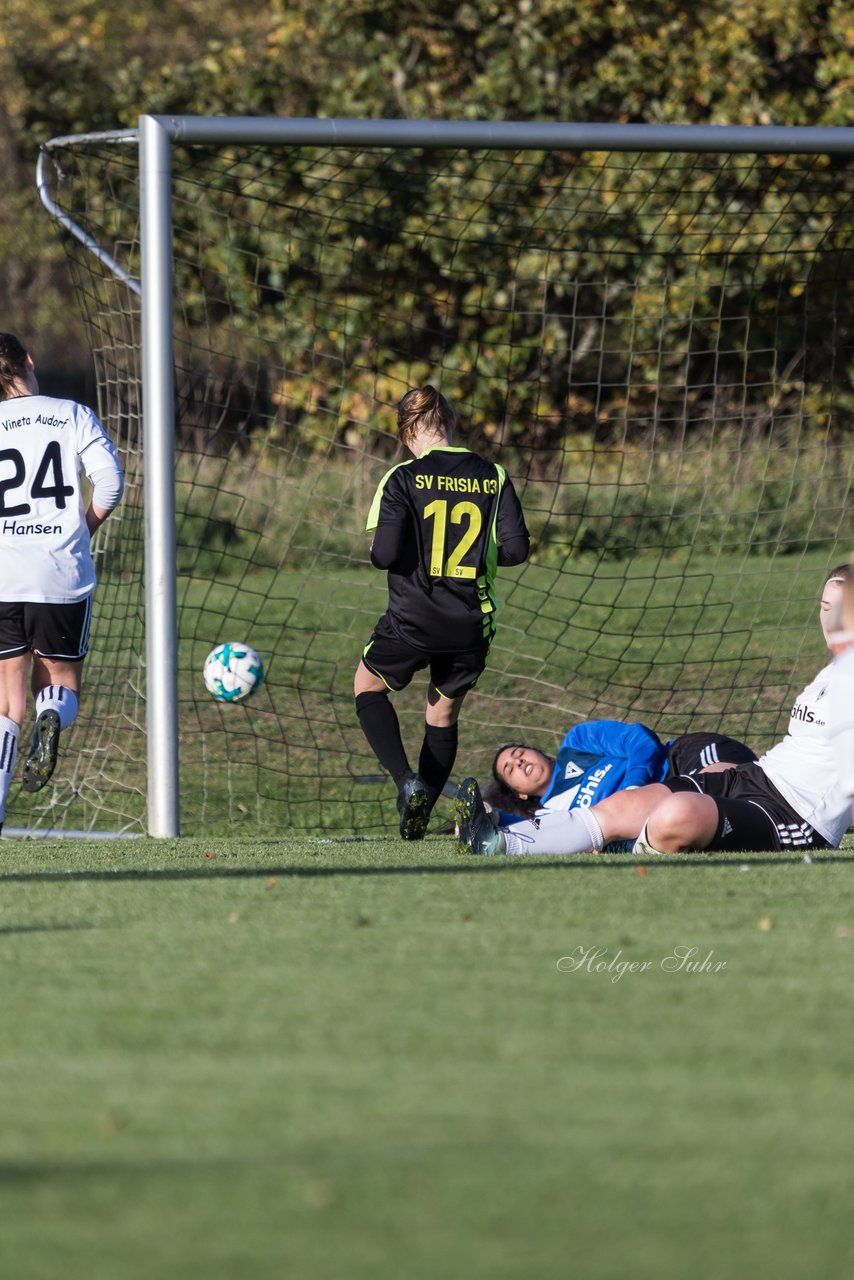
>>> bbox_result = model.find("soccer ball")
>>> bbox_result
[203,642,264,702]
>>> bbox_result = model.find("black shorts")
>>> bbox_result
[0,598,93,661]
[664,763,829,852]
[666,732,757,777]
[362,612,491,698]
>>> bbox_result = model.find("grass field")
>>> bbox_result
[2,831,854,1279]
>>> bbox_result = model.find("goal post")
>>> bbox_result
[140,115,180,837]
[34,116,854,838]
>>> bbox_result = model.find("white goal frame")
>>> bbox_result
[37,115,854,836]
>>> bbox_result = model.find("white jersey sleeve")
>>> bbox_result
[826,647,854,802]
[0,394,123,603]
[759,658,854,846]
[77,406,123,482]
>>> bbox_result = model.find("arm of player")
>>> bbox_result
[568,720,667,789]
[369,485,409,569]
[495,474,530,566]
[78,405,124,536]
[826,658,854,819]
[370,521,406,569]
[85,469,124,533]
[366,464,410,569]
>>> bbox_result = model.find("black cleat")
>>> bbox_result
[22,710,61,793]
[454,777,504,856]
[397,774,430,841]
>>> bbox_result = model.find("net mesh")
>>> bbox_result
[27,135,854,835]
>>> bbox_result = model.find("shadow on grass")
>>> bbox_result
[0,921,110,934]
[0,1153,305,1183]
[0,853,853,884]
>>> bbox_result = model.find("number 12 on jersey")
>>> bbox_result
[423,499,482,578]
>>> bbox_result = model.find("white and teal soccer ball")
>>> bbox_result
[203,642,264,703]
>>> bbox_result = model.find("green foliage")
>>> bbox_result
[522,430,854,562]
[2,0,853,381]
[152,140,853,465]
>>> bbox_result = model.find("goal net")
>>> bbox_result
[30,125,854,836]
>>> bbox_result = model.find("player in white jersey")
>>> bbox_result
[456,564,854,857]
[825,565,854,826]
[0,333,125,831]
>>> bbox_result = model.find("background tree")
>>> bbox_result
[2,0,851,385]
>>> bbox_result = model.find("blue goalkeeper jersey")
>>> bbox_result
[540,720,669,811]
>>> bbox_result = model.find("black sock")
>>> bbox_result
[418,722,459,810]
[355,691,411,786]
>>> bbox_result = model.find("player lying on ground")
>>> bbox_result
[0,333,124,833]
[457,564,854,857]
[487,565,845,825]
[354,385,529,841]
[485,722,757,821]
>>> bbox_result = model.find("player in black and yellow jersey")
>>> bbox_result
[354,385,529,840]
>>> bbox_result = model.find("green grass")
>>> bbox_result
[2,832,854,1279]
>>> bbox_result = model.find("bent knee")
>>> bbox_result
[647,792,718,852]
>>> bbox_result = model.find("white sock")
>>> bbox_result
[632,821,667,857]
[503,807,606,856]
[0,715,19,821]
[35,685,79,730]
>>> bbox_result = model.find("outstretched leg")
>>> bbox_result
[456,782,675,857]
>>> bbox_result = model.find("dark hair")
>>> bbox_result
[485,741,544,819]
[825,563,854,584]
[397,385,456,447]
[0,333,29,400]
[482,777,540,820]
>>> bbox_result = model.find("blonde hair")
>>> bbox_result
[397,385,456,448]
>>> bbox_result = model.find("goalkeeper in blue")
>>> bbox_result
[484,722,756,822]
[456,589,854,858]
[457,563,854,857]
[355,385,529,841]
